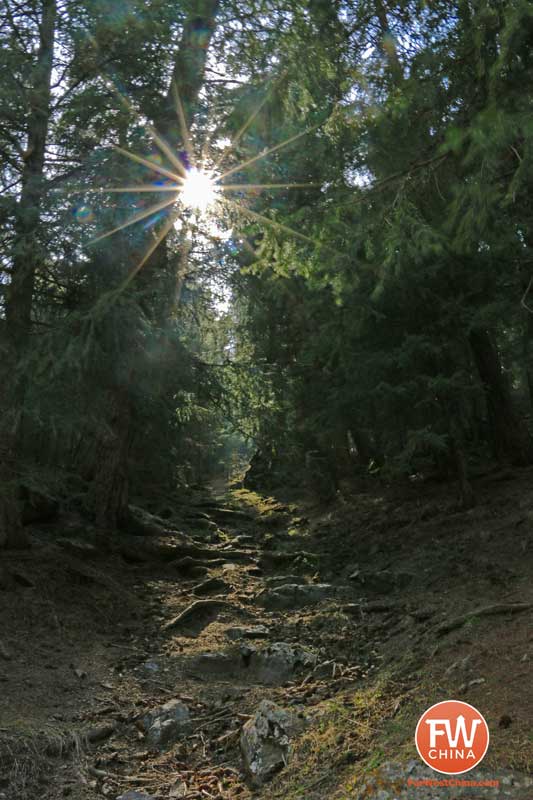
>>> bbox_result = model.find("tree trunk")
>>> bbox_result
[0,0,56,549]
[84,3,220,528]
[85,387,132,532]
[0,343,29,548]
[520,265,533,410]
[374,0,403,83]
[6,0,57,345]
[469,328,533,465]
[155,0,220,139]
[449,415,475,509]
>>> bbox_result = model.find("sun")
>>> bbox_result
[81,77,325,291]
[180,167,220,213]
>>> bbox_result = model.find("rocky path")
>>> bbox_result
[2,478,533,799]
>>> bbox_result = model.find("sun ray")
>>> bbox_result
[74,185,181,194]
[118,208,182,292]
[218,125,320,182]
[144,123,189,179]
[171,80,196,168]
[101,72,188,180]
[211,79,276,172]
[112,145,183,185]
[89,195,178,245]
[84,33,189,180]
[220,182,321,192]
[222,196,321,248]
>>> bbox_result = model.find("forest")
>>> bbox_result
[1,1,533,799]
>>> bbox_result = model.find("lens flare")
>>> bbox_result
[179,167,219,213]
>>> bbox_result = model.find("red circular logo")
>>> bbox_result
[415,700,489,775]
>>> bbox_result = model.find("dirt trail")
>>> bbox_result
[1,472,533,799]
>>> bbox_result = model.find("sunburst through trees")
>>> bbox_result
[75,78,323,289]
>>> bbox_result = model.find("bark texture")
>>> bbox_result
[469,328,533,465]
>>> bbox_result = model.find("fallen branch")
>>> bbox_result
[46,722,117,756]
[437,602,532,636]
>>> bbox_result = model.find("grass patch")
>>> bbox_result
[264,677,408,800]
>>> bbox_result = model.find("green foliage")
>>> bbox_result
[2,0,533,518]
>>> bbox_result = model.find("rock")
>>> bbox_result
[142,699,190,747]
[229,534,257,546]
[163,599,234,633]
[258,550,318,570]
[251,642,317,684]
[172,556,226,573]
[348,569,414,594]
[117,793,156,800]
[192,577,230,596]
[225,625,270,641]
[190,651,236,679]
[265,575,308,587]
[256,583,344,610]
[189,642,317,686]
[73,667,87,679]
[240,700,306,787]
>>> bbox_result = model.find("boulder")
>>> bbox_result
[240,700,306,787]
[141,699,190,747]
[189,642,317,686]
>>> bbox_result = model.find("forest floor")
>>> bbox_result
[1,466,533,799]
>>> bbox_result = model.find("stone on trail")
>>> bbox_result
[225,625,270,641]
[252,641,317,684]
[192,576,230,596]
[163,599,233,632]
[256,582,346,610]
[141,699,190,747]
[190,641,317,685]
[240,699,307,787]
[264,574,308,587]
